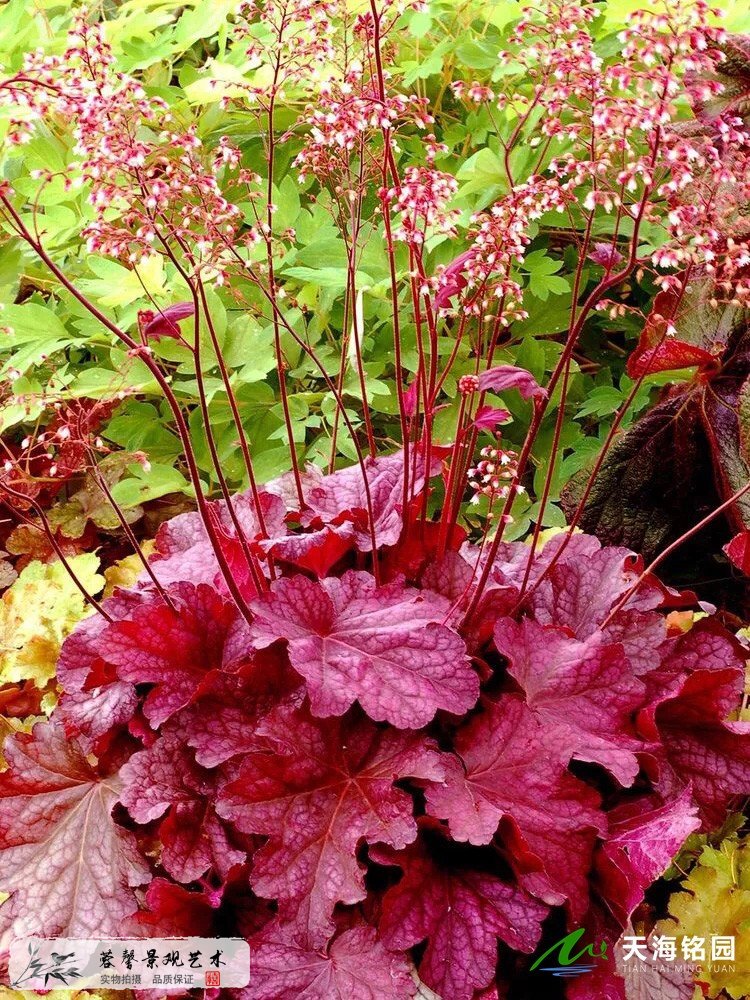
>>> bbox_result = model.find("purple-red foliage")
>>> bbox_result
[1,452,748,999]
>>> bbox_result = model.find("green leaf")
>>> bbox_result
[282,266,375,290]
[407,10,432,37]
[105,401,182,463]
[455,38,500,70]
[273,174,301,233]
[110,462,191,506]
[0,302,70,347]
[575,386,625,420]
[78,255,167,308]
[516,292,572,337]
[173,0,237,47]
[456,148,507,201]
[521,251,570,301]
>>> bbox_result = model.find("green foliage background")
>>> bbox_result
[1,5,750,998]
[3,0,747,541]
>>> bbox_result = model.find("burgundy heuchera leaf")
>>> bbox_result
[520,538,664,638]
[125,878,217,937]
[425,696,604,919]
[246,918,413,1000]
[596,789,700,925]
[299,450,441,551]
[377,826,548,1000]
[56,595,141,752]
[119,724,244,883]
[149,492,286,591]
[494,618,645,785]
[646,665,750,827]
[0,721,149,946]
[250,570,478,728]
[181,653,303,768]
[102,582,239,727]
[627,337,717,379]
[217,704,444,942]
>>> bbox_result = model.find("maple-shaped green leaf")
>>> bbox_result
[77,254,167,308]
[0,554,103,688]
[521,251,570,302]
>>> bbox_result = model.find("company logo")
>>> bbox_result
[529,930,737,981]
[530,929,608,978]
[8,938,249,990]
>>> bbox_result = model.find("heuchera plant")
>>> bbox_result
[2,1,750,998]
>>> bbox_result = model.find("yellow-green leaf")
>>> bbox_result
[0,555,104,688]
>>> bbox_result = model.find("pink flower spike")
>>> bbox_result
[139,301,195,341]
[478,364,546,400]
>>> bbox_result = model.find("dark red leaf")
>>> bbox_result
[595,790,700,925]
[299,451,441,552]
[378,831,547,1000]
[494,619,645,785]
[150,492,286,593]
[424,696,604,919]
[724,529,750,573]
[126,878,217,937]
[250,570,477,728]
[119,725,244,882]
[246,918,413,1000]
[103,582,239,727]
[651,667,750,827]
[181,655,303,768]
[218,705,443,942]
